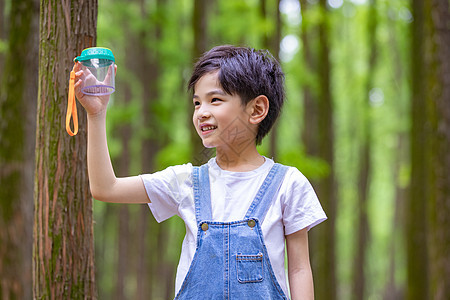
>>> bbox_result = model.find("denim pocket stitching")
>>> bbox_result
[236,253,264,283]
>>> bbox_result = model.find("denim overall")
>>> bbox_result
[174,163,290,300]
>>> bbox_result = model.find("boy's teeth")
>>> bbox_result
[202,126,216,131]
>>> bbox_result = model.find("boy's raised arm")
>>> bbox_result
[74,63,150,203]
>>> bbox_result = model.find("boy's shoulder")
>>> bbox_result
[160,158,310,188]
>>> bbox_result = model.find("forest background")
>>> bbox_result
[0,0,449,299]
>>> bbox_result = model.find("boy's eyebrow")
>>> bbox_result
[193,89,227,99]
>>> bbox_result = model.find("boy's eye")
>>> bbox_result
[193,100,200,106]
[211,98,221,103]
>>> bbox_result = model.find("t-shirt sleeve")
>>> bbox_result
[139,163,193,223]
[281,167,327,235]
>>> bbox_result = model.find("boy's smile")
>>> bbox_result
[192,71,257,152]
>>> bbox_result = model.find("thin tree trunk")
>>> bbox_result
[0,0,38,299]
[311,1,337,299]
[263,0,281,160]
[136,0,167,298]
[407,0,429,298]
[260,0,268,47]
[116,205,130,300]
[96,204,118,300]
[299,0,319,157]
[33,0,97,298]
[191,0,211,165]
[136,207,149,300]
[155,222,169,299]
[114,84,133,300]
[0,0,7,79]
[383,134,407,300]
[427,0,450,298]
[139,0,161,175]
[383,10,409,297]
[352,1,377,298]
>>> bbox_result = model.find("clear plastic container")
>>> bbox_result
[75,47,115,96]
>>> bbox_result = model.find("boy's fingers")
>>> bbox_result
[74,62,86,80]
[74,79,84,99]
[75,70,83,79]
[73,61,81,72]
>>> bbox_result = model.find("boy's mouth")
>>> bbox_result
[200,124,217,134]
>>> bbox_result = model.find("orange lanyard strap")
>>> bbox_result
[66,68,78,136]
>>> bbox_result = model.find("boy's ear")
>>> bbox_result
[248,95,269,125]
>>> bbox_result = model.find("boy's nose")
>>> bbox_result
[197,108,211,119]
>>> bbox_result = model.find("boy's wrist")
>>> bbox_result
[87,109,107,121]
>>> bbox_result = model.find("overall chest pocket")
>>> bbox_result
[236,253,264,283]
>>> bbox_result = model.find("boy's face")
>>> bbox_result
[192,71,257,152]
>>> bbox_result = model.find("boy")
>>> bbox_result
[74,45,326,299]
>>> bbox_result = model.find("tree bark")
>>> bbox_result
[33,0,97,298]
[0,0,38,299]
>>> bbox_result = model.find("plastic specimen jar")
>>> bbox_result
[74,47,115,96]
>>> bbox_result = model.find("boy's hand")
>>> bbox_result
[73,62,117,116]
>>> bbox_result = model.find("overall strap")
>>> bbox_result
[192,164,212,224]
[244,163,289,224]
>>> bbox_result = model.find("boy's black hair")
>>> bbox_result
[188,45,285,145]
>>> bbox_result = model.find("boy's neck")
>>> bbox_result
[215,145,265,172]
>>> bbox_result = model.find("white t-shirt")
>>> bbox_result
[139,157,327,297]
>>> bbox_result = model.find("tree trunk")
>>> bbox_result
[427,0,450,298]
[260,0,281,159]
[135,0,172,298]
[310,1,337,299]
[383,134,407,300]
[352,0,377,298]
[114,82,133,300]
[191,0,211,165]
[95,204,117,300]
[0,0,7,79]
[116,205,130,300]
[407,0,429,298]
[136,207,149,300]
[33,0,97,298]
[299,0,319,157]
[139,0,162,175]
[0,0,38,299]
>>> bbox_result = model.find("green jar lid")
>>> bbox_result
[75,47,115,62]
